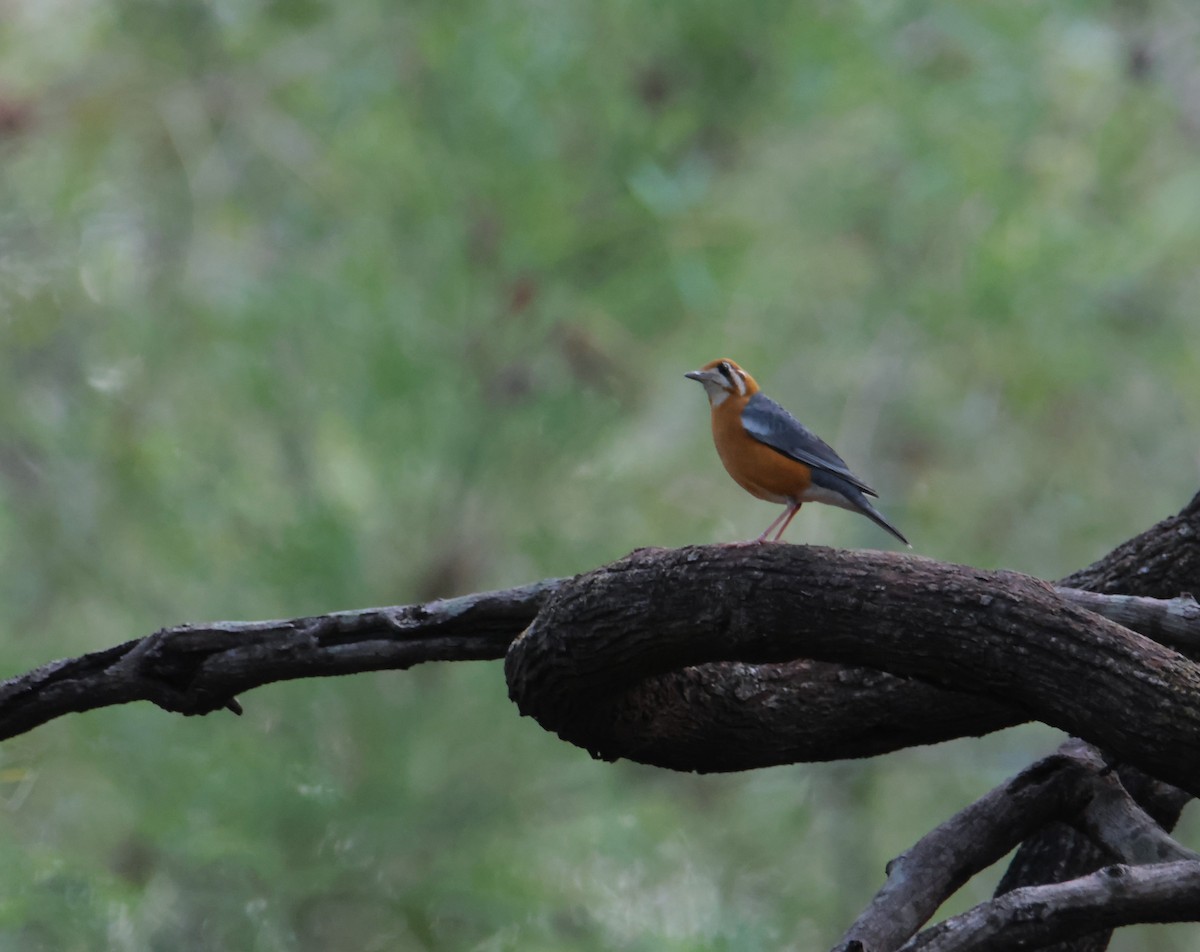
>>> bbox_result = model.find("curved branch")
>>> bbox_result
[901,861,1200,952]
[1075,767,1200,865]
[507,545,1200,793]
[990,491,1200,952]
[834,740,1200,952]
[0,492,1193,951]
[553,659,1018,772]
[1062,490,1200,596]
[0,490,1197,764]
[0,579,561,741]
[834,742,1106,952]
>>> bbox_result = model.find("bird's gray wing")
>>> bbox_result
[740,392,878,497]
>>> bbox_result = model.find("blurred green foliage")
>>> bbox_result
[1,0,1198,948]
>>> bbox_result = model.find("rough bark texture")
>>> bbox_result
[903,861,1200,952]
[567,659,1018,773]
[1,488,1197,951]
[1055,588,1200,655]
[992,491,1200,952]
[834,739,1199,952]
[834,744,1105,952]
[1061,493,1200,596]
[0,579,561,741]
[501,490,1200,950]
[506,544,1200,793]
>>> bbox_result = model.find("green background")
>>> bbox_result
[1,0,1198,948]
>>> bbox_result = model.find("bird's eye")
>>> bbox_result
[717,362,732,378]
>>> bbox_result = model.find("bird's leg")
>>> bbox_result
[754,506,791,542]
[755,504,797,543]
[770,502,802,542]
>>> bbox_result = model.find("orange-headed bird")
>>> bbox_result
[686,358,909,546]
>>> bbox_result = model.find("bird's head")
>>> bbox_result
[685,358,759,406]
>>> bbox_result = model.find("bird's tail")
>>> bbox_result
[844,489,910,547]
[854,494,907,545]
[809,470,912,547]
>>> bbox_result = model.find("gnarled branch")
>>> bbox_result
[506,545,1200,793]
[901,861,1200,952]
[0,579,561,741]
[835,741,1106,952]
[1,490,1198,951]
[835,740,1198,952]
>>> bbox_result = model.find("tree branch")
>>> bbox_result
[1,497,1198,774]
[0,489,1195,949]
[1073,764,1200,865]
[1056,588,1200,655]
[0,579,561,741]
[833,740,1199,952]
[989,490,1200,952]
[900,861,1200,952]
[1061,490,1200,597]
[507,545,1200,793]
[834,742,1106,952]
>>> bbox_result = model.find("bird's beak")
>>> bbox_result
[684,369,707,382]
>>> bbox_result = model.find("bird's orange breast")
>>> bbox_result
[710,399,813,504]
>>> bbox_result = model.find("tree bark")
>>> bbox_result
[990,491,1200,952]
[902,861,1200,952]
[1,488,1198,951]
[501,490,1200,950]
[0,579,560,740]
[506,542,1200,793]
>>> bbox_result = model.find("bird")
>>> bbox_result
[685,358,909,546]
